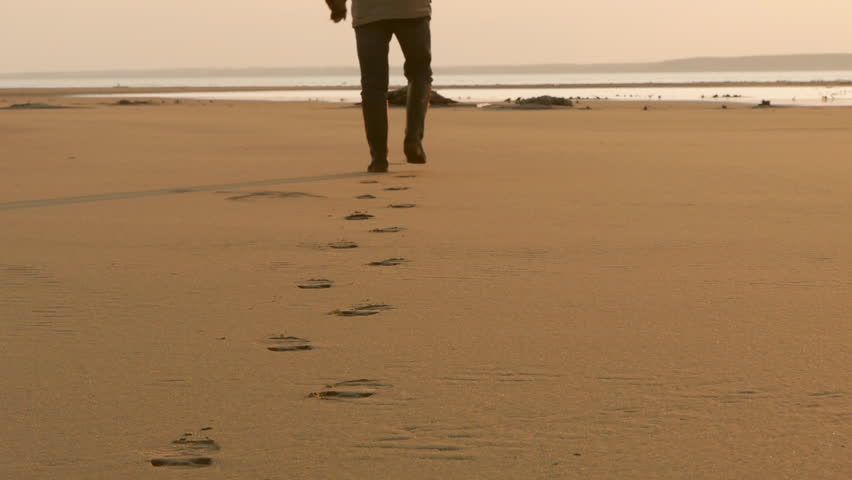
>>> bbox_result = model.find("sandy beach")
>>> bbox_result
[1,92,850,479]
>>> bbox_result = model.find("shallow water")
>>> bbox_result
[8,69,852,106]
[78,84,852,107]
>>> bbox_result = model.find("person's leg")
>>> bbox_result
[393,17,433,164]
[355,21,393,172]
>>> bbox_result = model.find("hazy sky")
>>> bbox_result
[2,0,851,73]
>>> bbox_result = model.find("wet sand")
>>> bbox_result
[1,93,850,479]
[1,78,851,98]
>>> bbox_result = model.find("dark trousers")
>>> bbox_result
[355,17,432,162]
[355,17,433,103]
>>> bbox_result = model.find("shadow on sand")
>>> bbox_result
[0,171,378,211]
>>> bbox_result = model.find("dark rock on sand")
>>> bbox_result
[112,99,153,106]
[5,103,72,110]
[484,95,575,110]
[386,86,458,106]
[513,96,574,107]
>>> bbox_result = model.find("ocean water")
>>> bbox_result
[4,70,852,89]
[6,70,852,106]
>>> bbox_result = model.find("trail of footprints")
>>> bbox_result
[310,176,417,404]
[147,174,419,468]
[298,175,416,408]
[289,175,416,386]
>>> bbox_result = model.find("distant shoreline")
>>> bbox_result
[3,53,852,78]
[2,80,852,97]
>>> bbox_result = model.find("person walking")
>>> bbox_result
[326,0,433,173]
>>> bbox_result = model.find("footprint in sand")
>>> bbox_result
[389,203,416,209]
[309,379,390,400]
[357,194,377,199]
[149,430,219,467]
[329,241,359,249]
[345,212,374,220]
[368,258,408,267]
[266,335,314,352]
[384,187,411,191]
[330,304,394,317]
[150,457,212,467]
[371,227,406,233]
[297,279,334,289]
